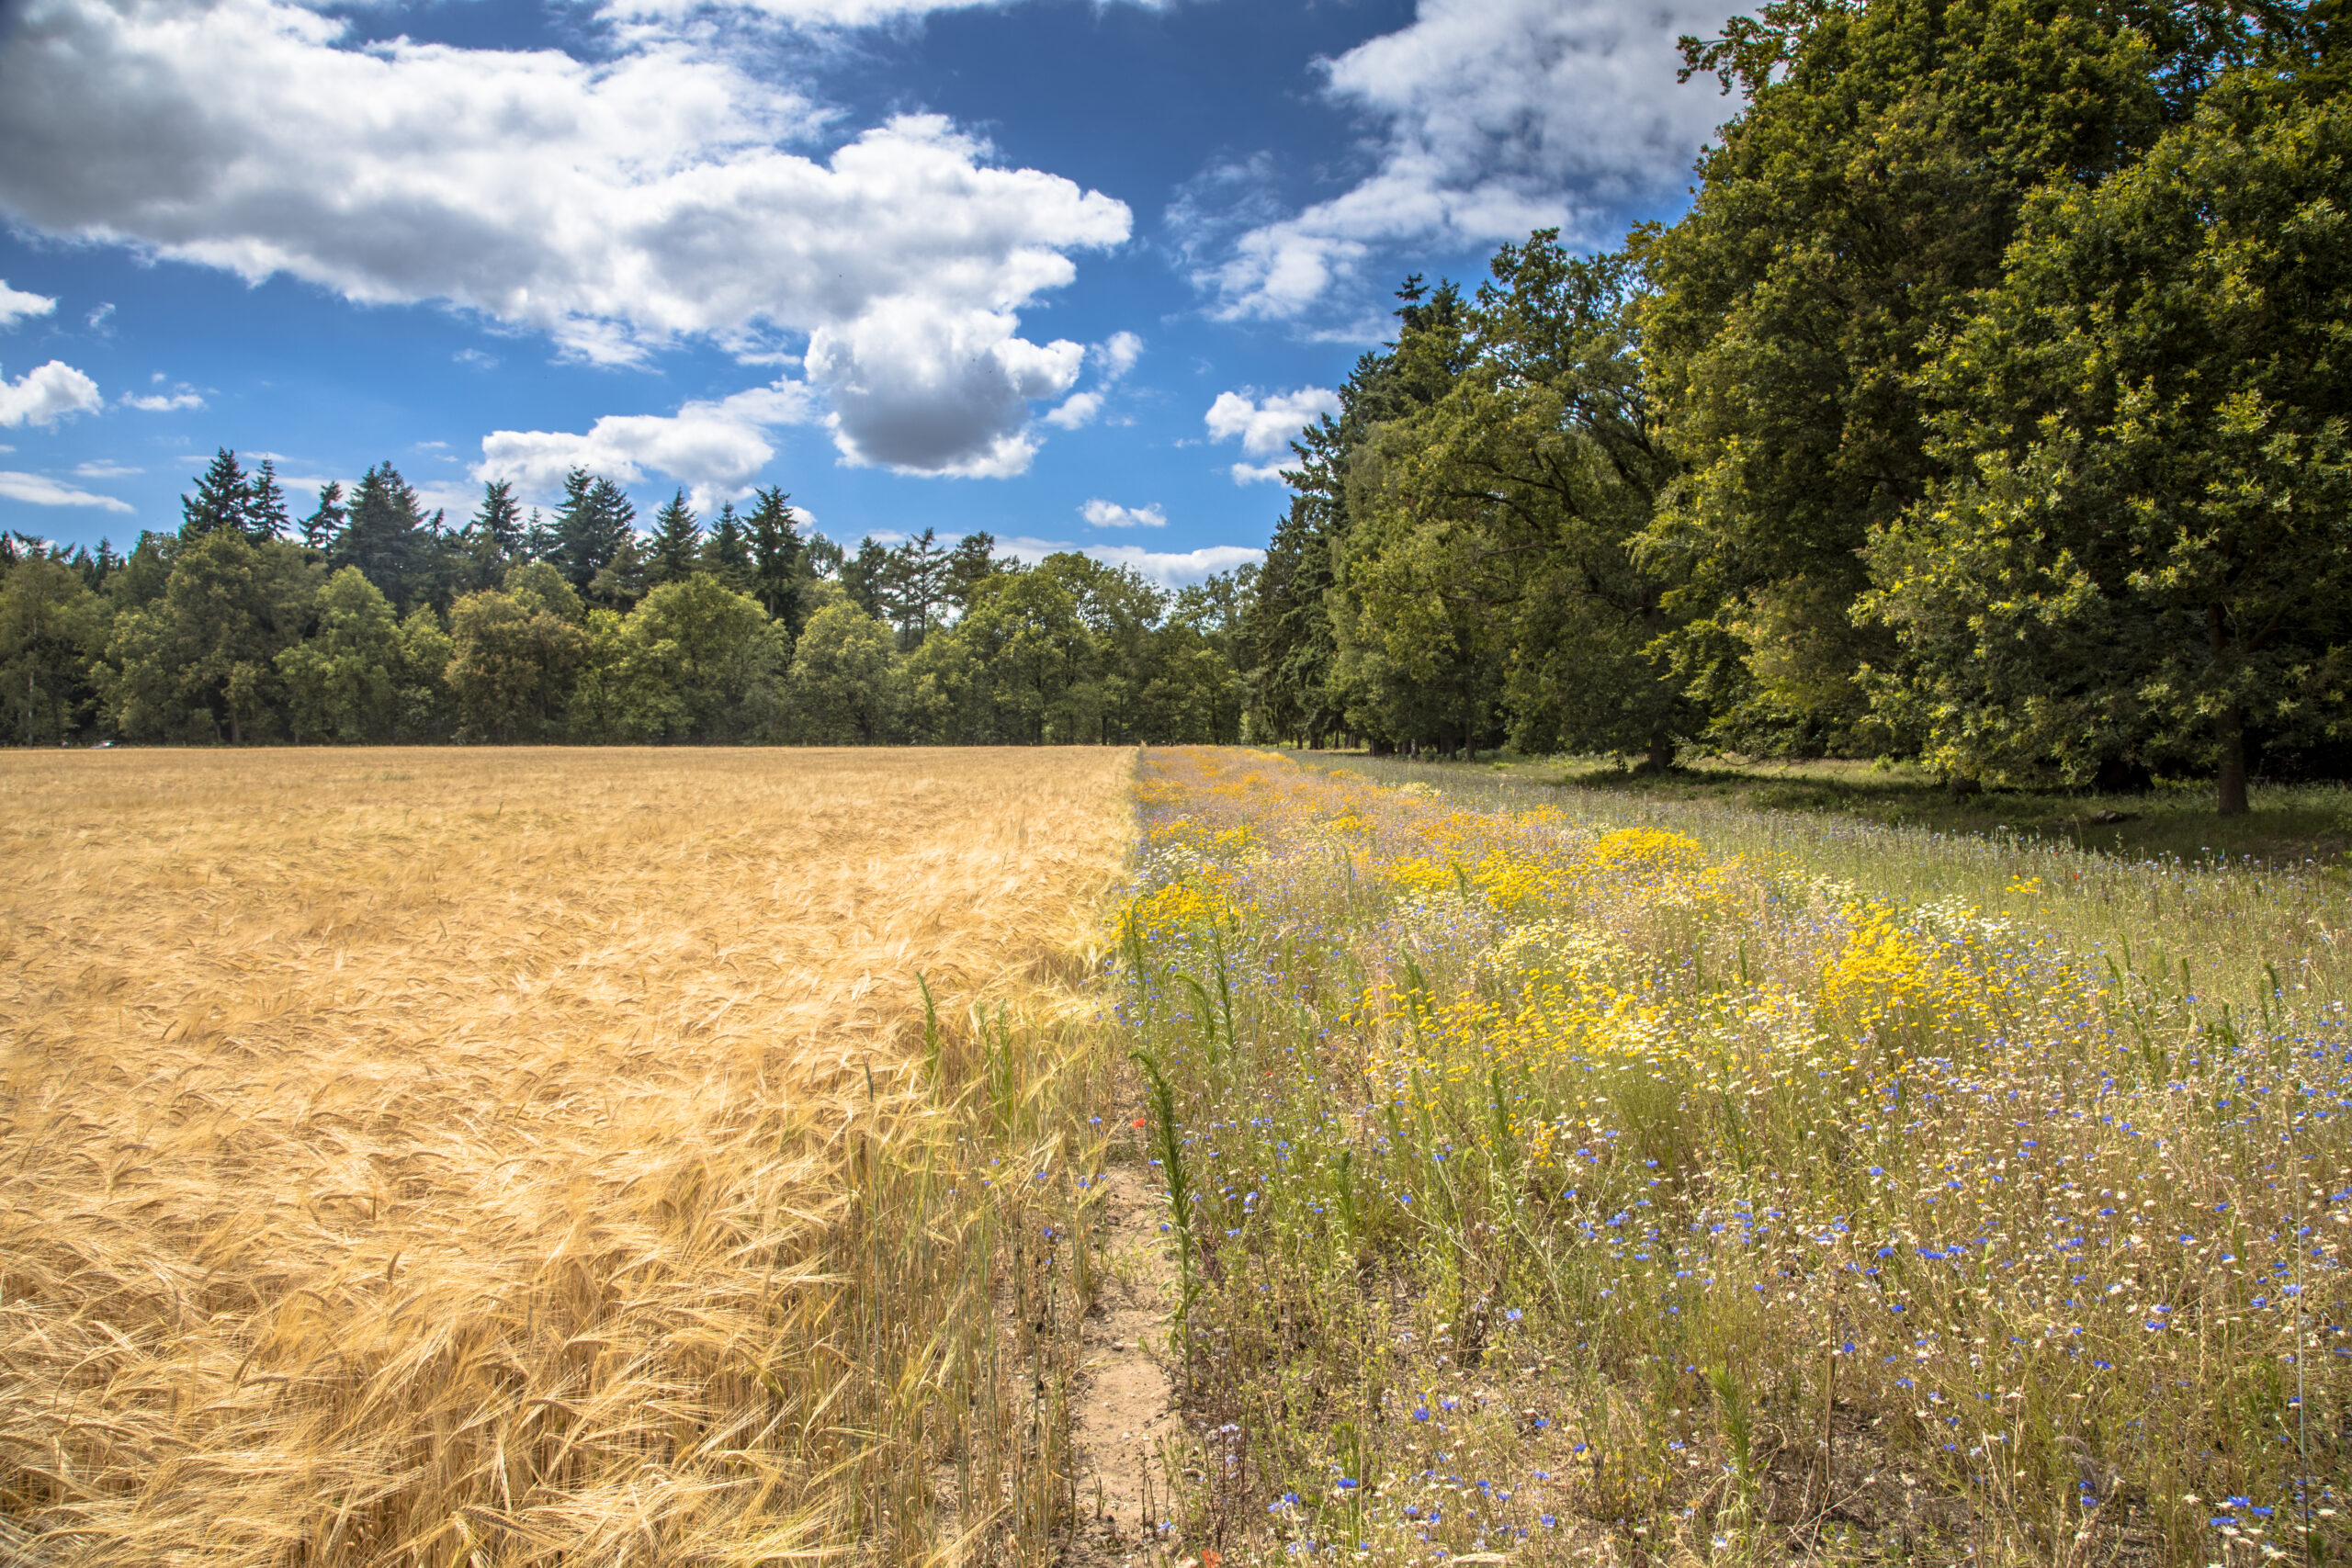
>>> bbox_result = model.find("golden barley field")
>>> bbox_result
[0,748,1135,1567]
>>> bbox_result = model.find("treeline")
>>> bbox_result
[8,0,2346,798]
[1236,0,2352,813]
[0,454,1242,747]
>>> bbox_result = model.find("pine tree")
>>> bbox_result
[649,490,702,586]
[181,449,248,539]
[470,479,524,556]
[300,481,345,552]
[879,528,952,646]
[245,460,291,543]
[842,538,890,620]
[334,464,428,609]
[744,487,804,632]
[945,530,1004,612]
[702,502,752,589]
[590,530,650,610]
[550,469,634,593]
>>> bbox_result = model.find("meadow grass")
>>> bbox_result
[0,747,1136,1568]
[1476,753,2352,870]
[1115,748,2350,1567]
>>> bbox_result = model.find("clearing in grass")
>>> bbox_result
[0,747,1132,1566]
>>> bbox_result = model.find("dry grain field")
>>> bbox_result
[0,748,1136,1567]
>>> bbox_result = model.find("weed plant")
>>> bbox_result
[1119,748,2350,1567]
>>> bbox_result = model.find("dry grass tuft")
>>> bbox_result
[0,747,1134,1567]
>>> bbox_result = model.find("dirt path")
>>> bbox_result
[1068,1165,1181,1563]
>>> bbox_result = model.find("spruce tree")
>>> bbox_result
[842,538,890,620]
[702,502,752,588]
[590,530,651,610]
[744,487,804,632]
[649,490,702,585]
[334,464,428,609]
[945,530,1002,613]
[550,469,634,593]
[880,528,952,645]
[470,479,525,556]
[180,449,248,539]
[244,460,291,543]
[300,481,345,552]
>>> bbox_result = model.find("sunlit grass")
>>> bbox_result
[1119,748,2349,1566]
[0,747,1134,1567]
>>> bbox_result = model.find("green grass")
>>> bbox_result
[1110,746,2351,1568]
[1474,752,2352,870]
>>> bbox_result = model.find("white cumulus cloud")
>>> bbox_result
[0,281,57,330]
[1042,330,1144,432]
[1200,0,1740,318]
[0,360,103,426]
[0,0,1130,476]
[479,379,820,510]
[1042,391,1102,431]
[1081,542,1261,587]
[1098,330,1144,378]
[998,535,1262,589]
[0,469,133,511]
[1078,498,1166,529]
[603,0,1172,24]
[1204,386,1337,481]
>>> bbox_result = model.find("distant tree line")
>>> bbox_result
[1232,0,2351,813]
[6,0,2344,803]
[0,452,1243,747]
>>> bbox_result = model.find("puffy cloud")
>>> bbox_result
[0,281,57,330]
[0,0,1130,475]
[605,0,1172,24]
[479,379,819,509]
[1078,498,1166,529]
[998,535,1262,588]
[808,300,1082,475]
[0,360,103,426]
[72,460,142,478]
[1042,331,1144,432]
[1204,386,1338,484]
[1080,542,1261,587]
[1098,330,1144,379]
[0,469,134,511]
[1041,391,1102,431]
[1201,0,1740,318]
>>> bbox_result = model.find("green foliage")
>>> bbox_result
[100,531,320,743]
[548,468,635,596]
[1204,0,2345,816]
[0,555,107,744]
[1862,68,2352,812]
[789,594,902,743]
[701,502,752,591]
[332,464,434,612]
[447,572,587,743]
[612,573,786,741]
[647,491,703,588]
[277,567,404,743]
[743,488,805,632]
[1638,0,2187,750]
[300,480,345,552]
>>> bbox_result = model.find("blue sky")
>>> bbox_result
[0,0,1739,582]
